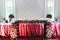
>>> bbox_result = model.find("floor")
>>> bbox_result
[0,36,60,40]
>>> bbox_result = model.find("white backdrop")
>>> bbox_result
[15,0,45,20]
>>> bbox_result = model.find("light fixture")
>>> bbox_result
[7,1,13,8]
[48,2,54,8]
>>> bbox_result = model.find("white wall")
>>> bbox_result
[55,0,60,18]
[0,0,60,20]
[15,0,45,20]
[0,0,5,19]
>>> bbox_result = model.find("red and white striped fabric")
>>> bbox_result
[0,24,5,36]
[56,23,60,36]
[52,23,60,37]
[51,23,57,37]
[19,23,44,36]
[0,23,12,36]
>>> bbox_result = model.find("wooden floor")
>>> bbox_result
[0,36,60,40]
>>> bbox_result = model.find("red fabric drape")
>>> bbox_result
[19,23,44,36]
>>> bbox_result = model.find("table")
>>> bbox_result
[19,23,44,36]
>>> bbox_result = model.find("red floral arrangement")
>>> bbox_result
[10,26,17,39]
